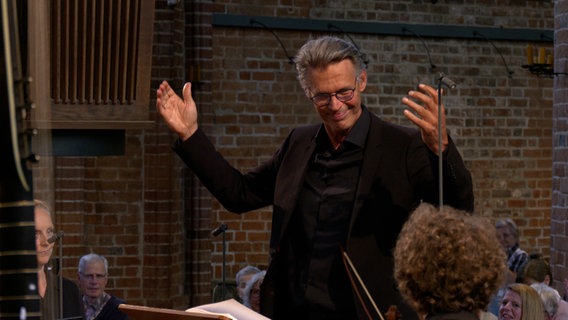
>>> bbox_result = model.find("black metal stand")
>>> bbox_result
[522,64,568,78]
[211,223,228,300]
[221,229,226,299]
[437,76,444,209]
[436,73,457,210]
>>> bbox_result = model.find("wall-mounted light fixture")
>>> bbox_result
[522,45,566,78]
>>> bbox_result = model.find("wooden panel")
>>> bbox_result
[44,0,154,129]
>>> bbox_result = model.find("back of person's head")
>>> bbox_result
[505,283,546,320]
[517,253,552,285]
[530,283,560,319]
[78,253,109,275]
[394,203,506,317]
[294,36,367,93]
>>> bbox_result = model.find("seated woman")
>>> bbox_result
[499,283,546,320]
[35,199,83,319]
[394,203,506,320]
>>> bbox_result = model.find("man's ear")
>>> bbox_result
[358,69,367,92]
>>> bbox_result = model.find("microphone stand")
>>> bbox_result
[221,229,226,299]
[48,231,65,319]
[437,75,444,209]
[436,73,456,210]
[58,235,63,320]
[211,224,228,300]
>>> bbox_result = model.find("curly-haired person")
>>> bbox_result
[394,203,507,320]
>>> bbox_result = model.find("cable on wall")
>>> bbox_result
[250,19,295,64]
[473,30,514,78]
[327,23,370,67]
[402,27,437,71]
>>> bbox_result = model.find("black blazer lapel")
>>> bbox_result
[347,114,384,240]
[272,126,318,248]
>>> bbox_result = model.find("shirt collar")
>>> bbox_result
[507,243,520,257]
[315,105,370,150]
[83,292,110,310]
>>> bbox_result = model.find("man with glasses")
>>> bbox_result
[156,35,473,320]
[78,253,128,320]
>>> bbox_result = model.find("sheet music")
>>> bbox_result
[186,299,270,320]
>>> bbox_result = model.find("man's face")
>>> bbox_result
[306,59,367,146]
[35,207,54,268]
[497,226,516,249]
[78,261,108,299]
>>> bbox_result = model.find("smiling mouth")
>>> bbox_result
[332,110,347,120]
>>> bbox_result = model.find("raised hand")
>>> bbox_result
[156,81,198,141]
[401,83,448,155]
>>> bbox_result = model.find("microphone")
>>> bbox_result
[47,231,64,244]
[211,224,228,237]
[439,73,457,89]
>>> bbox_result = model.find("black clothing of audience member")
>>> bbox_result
[41,263,84,320]
[156,36,474,320]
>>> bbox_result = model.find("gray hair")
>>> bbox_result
[294,36,367,94]
[78,253,109,275]
[496,218,519,241]
[530,282,560,318]
[235,265,261,284]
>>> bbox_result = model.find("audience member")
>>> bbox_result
[78,253,128,320]
[489,218,529,315]
[242,270,266,313]
[499,283,546,320]
[235,265,261,302]
[517,253,552,285]
[394,203,506,320]
[531,283,568,320]
[35,199,83,319]
[517,254,568,320]
[156,34,474,320]
[496,219,528,283]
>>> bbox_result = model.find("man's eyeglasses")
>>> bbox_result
[79,272,107,281]
[309,79,358,107]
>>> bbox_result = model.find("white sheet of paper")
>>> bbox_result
[186,299,270,320]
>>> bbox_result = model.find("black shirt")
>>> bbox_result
[279,108,370,319]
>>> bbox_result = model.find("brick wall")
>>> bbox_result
[34,0,565,311]
[552,0,568,296]
[204,0,557,289]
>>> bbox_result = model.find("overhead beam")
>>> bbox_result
[212,13,553,43]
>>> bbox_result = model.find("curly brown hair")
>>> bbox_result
[394,203,506,317]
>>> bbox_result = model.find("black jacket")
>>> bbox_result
[175,109,474,320]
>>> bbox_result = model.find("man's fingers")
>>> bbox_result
[183,82,192,104]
